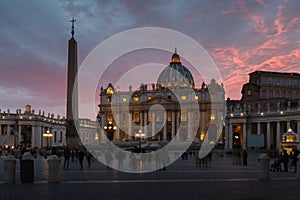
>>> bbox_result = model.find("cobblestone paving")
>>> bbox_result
[0,152,299,199]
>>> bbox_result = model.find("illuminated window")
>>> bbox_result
[147,96,152,100]
[167,112,172,121]
[181,95,186,100]
[107,113,113,122]
[247,90,251,95]
[133,111,140,122]
[194,95,199,100]
[200,132,205,140]
[133,95,139,102]
[95,133,99,140]
[148,112,152,122]
[122,97,127,102]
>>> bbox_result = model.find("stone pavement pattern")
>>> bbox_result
[0,152,299,199]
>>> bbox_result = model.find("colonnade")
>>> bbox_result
[225,120,300,150]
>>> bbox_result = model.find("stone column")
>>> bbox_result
[0,124,2,135]
[51,129,55,146]
[18,125,22,143]
[115,112,120,141]
[287,121,290,129]
[225,121,229,149]
[36,126,42,148]
[229,123,233,149]
[144,111,148,141]
[31,126,35,147]
[129,117,133,140]
[101,114,105,143]
[297,121,300,149]
[176,111,180,141]
[257,122,261,135]
[242,123,247,149]
[171,111,175,140]
[163,112,167,141]
[41,126,44,147]
[266,122,270,150]
[151,112,156,140]
[276,122,281,150]
[188,111,193,141]
[140,111,143,139]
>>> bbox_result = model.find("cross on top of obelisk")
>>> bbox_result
[70,18,76,37]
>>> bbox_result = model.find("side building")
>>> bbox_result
[0,105,98,150]
[0,105,66,149]
[225,71,300,151]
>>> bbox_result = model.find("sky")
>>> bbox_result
[0,0,300,120]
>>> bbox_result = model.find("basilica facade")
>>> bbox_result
[98,50,225,144]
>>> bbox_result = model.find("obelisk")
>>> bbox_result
[66,18,80,148]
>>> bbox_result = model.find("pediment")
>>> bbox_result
[146,95,177,105]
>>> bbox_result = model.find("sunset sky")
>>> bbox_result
[1,0,300,120]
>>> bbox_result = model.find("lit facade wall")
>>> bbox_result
[226,71,300,151]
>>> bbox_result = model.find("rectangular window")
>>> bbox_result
[54,131,57,143]
[107,113,113,122]
[133,95,139,102]
[122,97,127,102]
[167,112,172,122]
[148,112,152,122]
[133,111,140,122]
[60,131,63,141]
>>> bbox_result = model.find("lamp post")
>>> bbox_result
[104,121,117,142]
[135,129,145,152]
[43,129,53,147]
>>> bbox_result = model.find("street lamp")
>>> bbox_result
[135,129,145,151]
[104,121,117,142]
[43,129,53,147]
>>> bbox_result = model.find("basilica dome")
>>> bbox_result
[157,49,195,88]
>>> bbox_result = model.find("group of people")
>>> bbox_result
[62,147,92,170]
[280,149,299,172]
[231,149,248,166]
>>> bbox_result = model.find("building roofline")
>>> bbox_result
[249,70,300,77]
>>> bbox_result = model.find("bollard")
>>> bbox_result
[48,155,60,183]
[297,155,300,179]
[4,155,16,183]
[258,153,270,180]
[20,152,34,183]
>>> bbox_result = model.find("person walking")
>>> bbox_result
[63,146,71,170]
[86,151,92,167]
[78,148,85,170]
[292,149,299,172]
[282,150,289,172]
[243,149,248,166]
